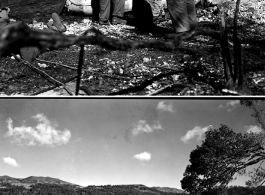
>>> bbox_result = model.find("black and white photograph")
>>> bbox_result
[1,0,265,194]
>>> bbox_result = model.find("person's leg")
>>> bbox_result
[186,0,197,31]
[111,0,126,24]
[99,0,111,24]
[167,0,190,33]
[132,0,154,31]
[147,0,162,18]
[112,0,124,18]
[49,13,66,32]
[91,0,100,22]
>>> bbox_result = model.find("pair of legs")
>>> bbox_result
[99,0,126,24]
[166,0,197,33]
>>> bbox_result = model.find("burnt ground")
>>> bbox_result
[1,0,265,96]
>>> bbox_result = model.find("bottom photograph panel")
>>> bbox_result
[0,99,265,195]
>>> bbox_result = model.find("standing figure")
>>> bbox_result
[99,0,127,25]
[166,0,197,33]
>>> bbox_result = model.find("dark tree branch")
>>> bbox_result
[219,6,233,85]
[233,0,244,88]
[109,69,187,95]
[0,22,222,57]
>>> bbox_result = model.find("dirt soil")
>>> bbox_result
[1,0,265,96]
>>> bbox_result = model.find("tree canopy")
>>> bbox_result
[181,100,265,194]
[181,124,265,194]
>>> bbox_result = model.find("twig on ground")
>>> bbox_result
[12,54,73,95]
[32,76,78,95]
[147,84,174,96]
[109,69,187,95]
[35,58,77,70]
[179,87,190,95]
[85,69,132,80]
[145,64,181,71]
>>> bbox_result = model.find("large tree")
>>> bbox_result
[181,100,265,194]
[181,125,265,194]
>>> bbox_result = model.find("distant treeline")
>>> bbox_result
[0,183,265,195]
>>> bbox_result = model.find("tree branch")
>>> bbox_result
[0,22,222,57]
[109,69,187,95]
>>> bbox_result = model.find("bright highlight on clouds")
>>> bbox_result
[3,157,19,167]
[5,113,71,146]
[131,120,163,136]
[181,125,213,143]
[156,101,174,112]
[245,125,263,134]
[218,100,240,112]
[133,152,151,161]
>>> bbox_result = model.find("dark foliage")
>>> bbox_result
[1,183,265,195]
[181,124,265,194]
[0,183,187,195]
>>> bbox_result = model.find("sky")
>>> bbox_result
[0,99,263,189]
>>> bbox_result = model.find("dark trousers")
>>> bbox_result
[132,0,154,30]
[99,0,125,21]
[167,0,197,32]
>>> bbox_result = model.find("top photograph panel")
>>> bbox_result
[1,0,264,96]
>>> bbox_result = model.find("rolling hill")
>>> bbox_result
[20,176,74,185]
[0,175,78,187]
[153,187,187,194]
[0,175,186,195]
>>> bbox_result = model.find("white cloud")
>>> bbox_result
[181,125,213,143]
[133,152,151,161]
[131,120,163,136]
[245,125,263,134]
[218,100,240,112]
[5,113,71,146]
[156,101,174,112]
[3,157,19,167]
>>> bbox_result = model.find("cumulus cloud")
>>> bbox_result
[131,120,163,136]
[133,152,151,161]
[3,157,19,167]
[181,125,213,143]
[156,101,174,112]
[245,125,263,134]
[5,113,71,146]
[218,100,240,112]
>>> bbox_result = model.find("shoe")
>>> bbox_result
[51,12,66,32]
[99,20,110,25]
[111,16,127,25]
[47,20,58,32]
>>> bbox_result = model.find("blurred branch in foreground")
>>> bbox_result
[0,22,220,57]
